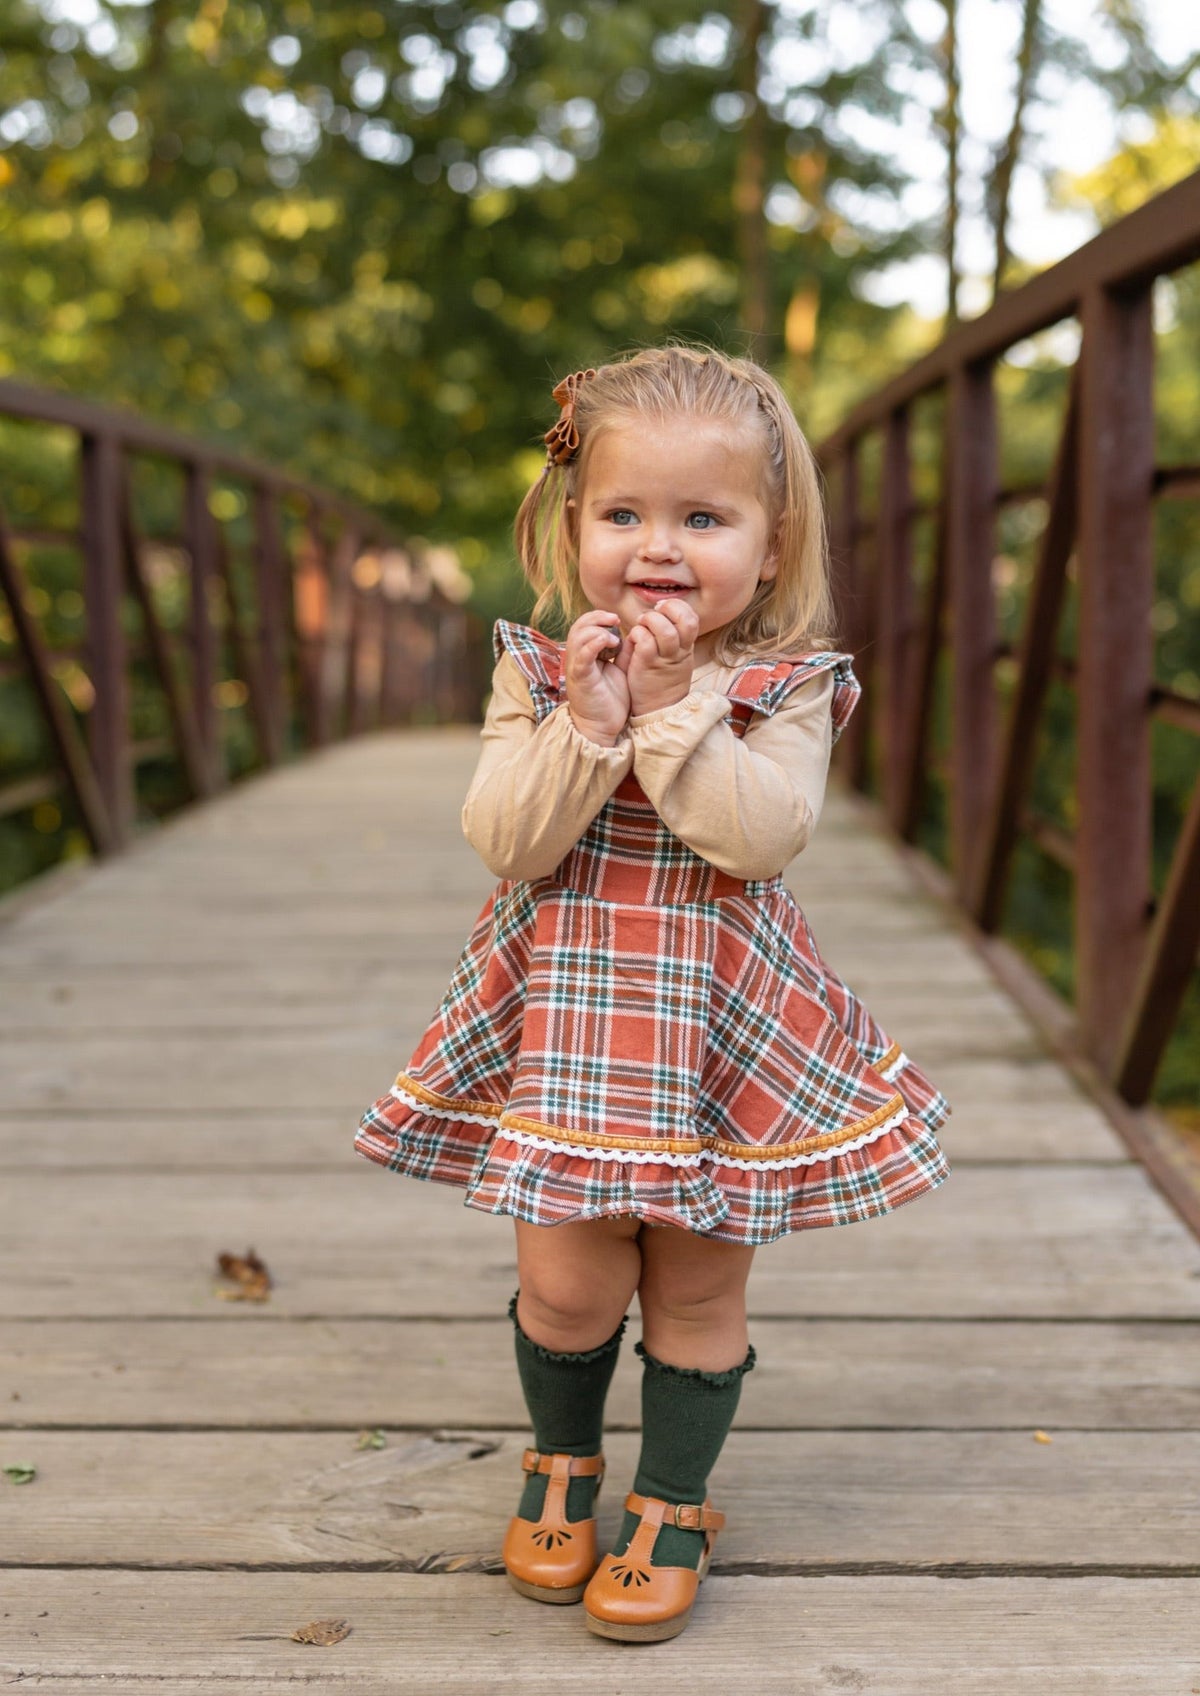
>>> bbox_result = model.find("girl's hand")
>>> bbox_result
[563,610,631,744]
[626,599,699,717]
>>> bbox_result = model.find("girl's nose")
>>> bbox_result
[637,527,682,562]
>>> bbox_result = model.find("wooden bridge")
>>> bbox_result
[3,175,1200,1690]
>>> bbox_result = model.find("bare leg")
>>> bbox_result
[637,1223,756,1371]
[513,1215,642,1353]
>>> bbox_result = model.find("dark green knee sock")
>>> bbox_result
[611,1338,756,1570]
[509,1290,627,1524]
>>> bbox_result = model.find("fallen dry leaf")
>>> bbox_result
[1033,1429,1053,1444]
[215,1248,272,1303]
[291,1619,351,1646]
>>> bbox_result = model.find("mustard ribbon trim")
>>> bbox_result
[393,1071,908,1162]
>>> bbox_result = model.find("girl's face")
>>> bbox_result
[571,417,778,664]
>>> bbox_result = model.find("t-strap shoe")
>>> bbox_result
[583,1491,725,1642]
[502,1449,606,1604]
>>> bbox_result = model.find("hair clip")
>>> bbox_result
[543,368,597,466]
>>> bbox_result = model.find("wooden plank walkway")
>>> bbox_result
[2,728,1199,1693]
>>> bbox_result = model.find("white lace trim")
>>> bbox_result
[385,1085,911,1170]
[495,1106,908,1171]
[879,1049,910,1082]
[388,1085,498,1129]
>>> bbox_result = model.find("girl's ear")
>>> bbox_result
[565,496,579,546]
[759,528,781,583]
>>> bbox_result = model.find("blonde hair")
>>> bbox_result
[514,344,839,664]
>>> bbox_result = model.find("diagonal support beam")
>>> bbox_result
[118,463,210,802]
[1114,771,1200,1104]
[0,500,114,853]
[973,371,1080,929]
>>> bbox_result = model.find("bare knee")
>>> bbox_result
[647,1285,742,1329]
[517,1281,613,1344]
[514,1218,640,1350]
[637,1230,755,1370]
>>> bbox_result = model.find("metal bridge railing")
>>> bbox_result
[817,168,1200,1115]
[0,383,484,879]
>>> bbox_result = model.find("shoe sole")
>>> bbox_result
[507,1571,589,1606]
[584,1605,693,1642]
[582,1545,711,1642]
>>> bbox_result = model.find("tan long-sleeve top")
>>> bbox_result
[461,650,835,884]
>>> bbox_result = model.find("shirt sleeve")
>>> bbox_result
[627,669,835,880]
[460,650,635,880]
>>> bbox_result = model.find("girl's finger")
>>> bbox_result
[653,601,699,646]
[639,609,682,654]
[567,611,620,647]
[657,598,698,639]
[569,624,620,660]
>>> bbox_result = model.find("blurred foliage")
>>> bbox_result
[0,0,1197,1107]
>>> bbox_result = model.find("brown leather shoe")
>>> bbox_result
[583,1490,725,1642]
[502,1449,606,1605]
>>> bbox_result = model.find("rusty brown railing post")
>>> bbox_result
[291,504,329,748]
[80,430,134,843]
[252,483,289,764]
[832,443,871,792]
[320,524,361,743]
[1075,282,1156,1069]
[183,461,223,794]
[878,408,914,834]
[946,359,998,905]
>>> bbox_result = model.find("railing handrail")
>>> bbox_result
[821,167,1200,454]
[0,377,391,538]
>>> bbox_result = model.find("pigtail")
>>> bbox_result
[514,458,587,635]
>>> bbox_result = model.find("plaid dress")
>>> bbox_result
[355,620,950,1245]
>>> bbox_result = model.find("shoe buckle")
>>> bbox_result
[521,1449,542,1474]
[671,1503,703,1530]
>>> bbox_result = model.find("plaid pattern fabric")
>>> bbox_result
[355,620,951,1245]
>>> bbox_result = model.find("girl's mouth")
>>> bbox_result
[630,582,690,602]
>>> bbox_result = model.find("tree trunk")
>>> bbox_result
[989,0,1043,299]
[940,0,962,328]
[734,0,771,359]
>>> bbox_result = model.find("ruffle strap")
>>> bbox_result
[493,619,565,719]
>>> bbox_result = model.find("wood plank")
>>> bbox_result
[6,1429,1200,1569]
[0,1097,1128,1169]
[0,1025,1052,1113]
[2,1167,1197,1320]
[4,1318,1195,1431]
[0,969,1034,1044]
[3,1573,1198,1695]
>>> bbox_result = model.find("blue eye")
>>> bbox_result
[608,509,637,526]
[687,512,719,529]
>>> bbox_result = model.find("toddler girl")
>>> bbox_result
[355,345,951,1643]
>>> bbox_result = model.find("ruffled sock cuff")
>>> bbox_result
[634,1338,757,1386]
[507,1289,628,1362]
